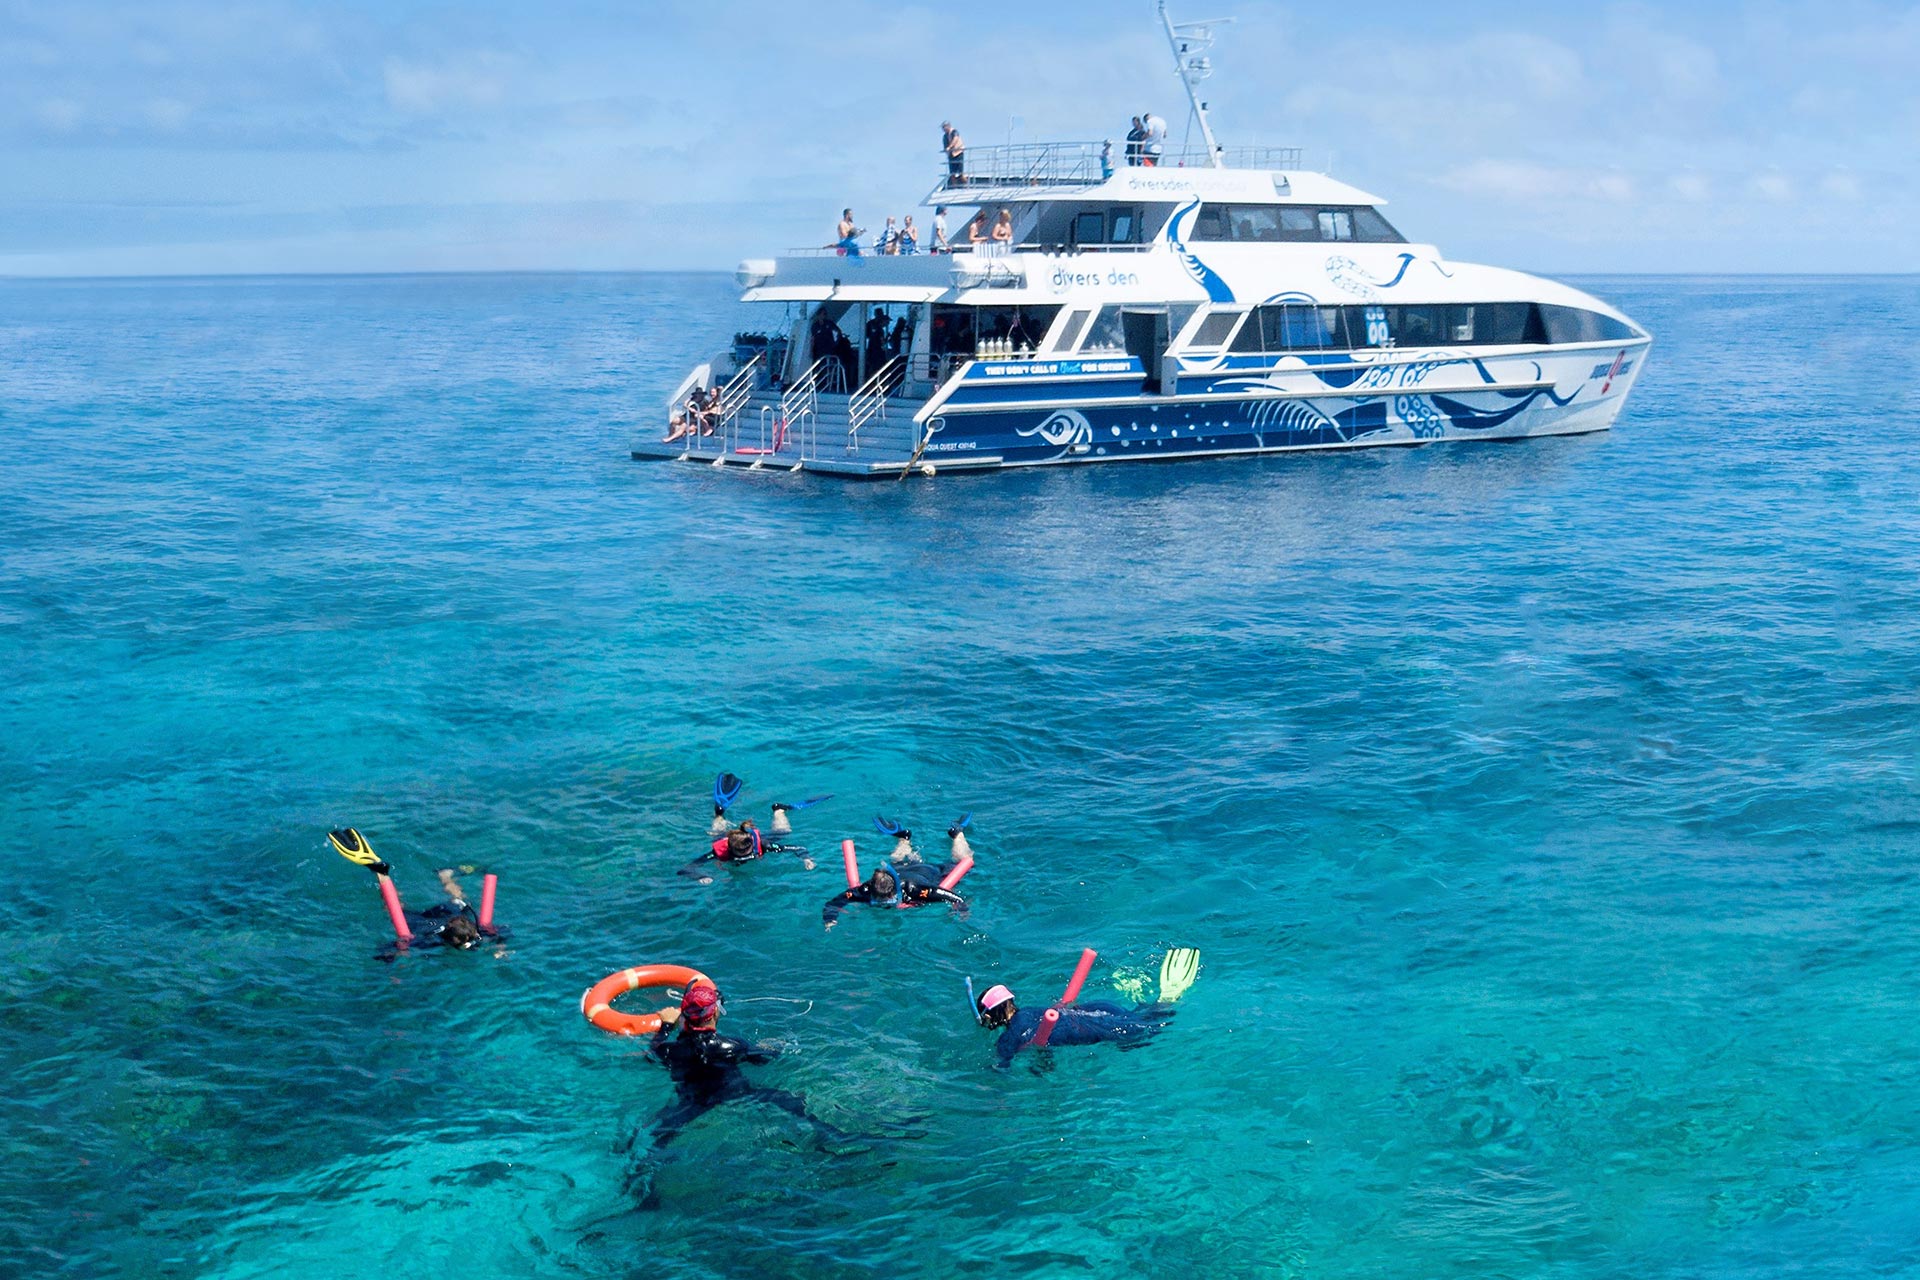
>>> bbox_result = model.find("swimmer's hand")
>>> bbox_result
[696,875,713,885]
[658,1006,680,1026]
[802,858,816,871]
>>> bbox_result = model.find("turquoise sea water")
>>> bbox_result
[4,273,1920,1278]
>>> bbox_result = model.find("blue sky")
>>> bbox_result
[2,0,1913,276]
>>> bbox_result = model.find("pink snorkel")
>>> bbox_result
[478,873,498,933]
[1031,947,1097,1047]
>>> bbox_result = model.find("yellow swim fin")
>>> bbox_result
[1158,947,1201,1002]
[328,828,390,876]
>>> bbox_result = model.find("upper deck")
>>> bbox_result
[923,141,1382,209]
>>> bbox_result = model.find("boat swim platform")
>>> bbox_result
[628,434,1002,478]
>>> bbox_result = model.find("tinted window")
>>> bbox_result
[1230,207,1283,241]
[1073,212,1104,244]
[1080,307,1127,352]
[1539,304,1639,343]
[1185,205,1401,242]
[1190,310,1242,346]
[1279,208,1319,240]
[1352,208,1404,243]
[1110,211,1137,243]
[1317,210,1354,241]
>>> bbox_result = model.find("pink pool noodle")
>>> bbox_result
[1060,947,1098,1005]
[1033,1006,1062,1047]
[377,874,412,943]
[842,838,861,888]
[478,874,497,931]
[938,858,973,891]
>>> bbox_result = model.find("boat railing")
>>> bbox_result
[936,140,1304,193]
[779,355,846,435]
[846,356,907,451]
[711,351,764,436]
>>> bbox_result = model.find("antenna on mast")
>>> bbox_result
[1159,2,1232,169]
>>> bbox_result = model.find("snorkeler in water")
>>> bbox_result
[329,828,499,957]
[973,948,1200,1066]
[628,983,857,1164]
[822,860,968,929]
[679,819,813,883]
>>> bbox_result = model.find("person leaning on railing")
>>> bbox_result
[990,208,1013,253]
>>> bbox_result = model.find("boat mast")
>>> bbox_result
[1159,2,1231,169]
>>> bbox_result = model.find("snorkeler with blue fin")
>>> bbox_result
[972,947,1200,1066]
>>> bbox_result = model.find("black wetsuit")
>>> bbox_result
[994,1001,1173,1065]
[377,901,485,961]
[822,862,967,925]
[642,1026,827,1150]
[679,832,807,878]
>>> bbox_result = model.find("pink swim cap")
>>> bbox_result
[978,984,1015,1013]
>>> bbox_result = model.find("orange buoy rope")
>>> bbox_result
[580,963,711,1037]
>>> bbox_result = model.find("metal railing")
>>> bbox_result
[937,140,1303,191]
[846,356,907,450]
[711,351,763,437]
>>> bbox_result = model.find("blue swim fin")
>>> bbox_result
[873,815,904,837]
[713,772,745,812]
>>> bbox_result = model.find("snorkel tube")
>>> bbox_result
[478,874,498,933]
[1031,947,1098,1047]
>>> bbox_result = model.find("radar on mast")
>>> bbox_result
[1159,3,1234,167]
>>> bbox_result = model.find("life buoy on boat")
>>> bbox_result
[581,963,712,1036]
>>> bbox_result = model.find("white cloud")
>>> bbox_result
[1437,159,1635,204]
[1668,172,1711,201]
[383,54,509,115]
[1750,171,1793,201]
[144,97,191,131]
[1819,169,1862,200]
[34,97,82,132]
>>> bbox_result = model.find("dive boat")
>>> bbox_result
[635,5,1651,478]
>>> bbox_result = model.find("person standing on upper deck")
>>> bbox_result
[1141,110,1167,166]
[837,209,864,257]
[942,121,966,187]
[1125,117,1145,166]
[932,206,950,254]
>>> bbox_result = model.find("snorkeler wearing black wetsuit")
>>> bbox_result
[974,984,1173,1065]
[637,984,849,1155]
[679,820,812,883]
[822,862,967,929]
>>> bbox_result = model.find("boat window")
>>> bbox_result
[1188,310,1243,347]
[1229,206,1283,241]
[1353,208,1404,242]
[1336,302,1636,348]
[1079,307,1128,352]
[1278,208,1319,240]
[1109,209,1138,244]
[1184,205,1405,243]
[1317,210,1355,241]
[1072,211,1105,245]
[1053,309,1095,351]
[1538,303,1640,343]
[1397,305,1440,346]
[1232,303,1350,353]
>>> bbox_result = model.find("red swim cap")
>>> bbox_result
[680,981,721,1025]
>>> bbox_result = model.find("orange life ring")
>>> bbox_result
[580,963,712,1037]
